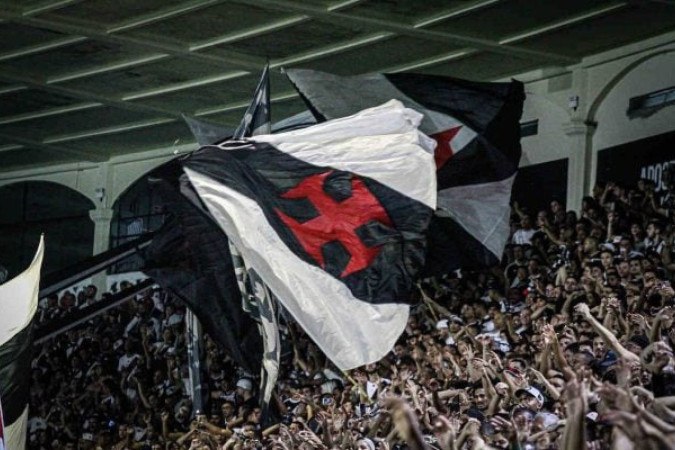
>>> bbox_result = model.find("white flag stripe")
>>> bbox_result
[0,236,44,347]
[250,101,437,209]
[436,174,516,258]
[0,237,43,450]
[3,406,27,450]
[445,123,477,155]
[185,167,410,370]
[252,100,433,147]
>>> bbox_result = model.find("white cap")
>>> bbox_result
[357,438,375,450]
[236,378,253,391]
[436,319,449,329]
[167,313,183,326]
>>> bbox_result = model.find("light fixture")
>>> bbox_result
[95,187,105,202]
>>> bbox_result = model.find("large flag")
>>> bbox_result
[272,110,316,133]
[141,161,263,374]
[0,236,44,450]
[286,70,524,274]
[182,101,436,369]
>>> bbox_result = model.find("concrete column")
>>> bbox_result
[564,119,596,213]
[89,207,113,293]
[89,207,113,255]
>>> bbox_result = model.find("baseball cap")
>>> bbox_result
[449,315,464,325]
[516,386,545,405]
[236,378,253,391]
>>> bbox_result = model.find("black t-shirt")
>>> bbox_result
[652,371,675,397]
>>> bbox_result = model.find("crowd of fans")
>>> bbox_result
[27,176,675,450]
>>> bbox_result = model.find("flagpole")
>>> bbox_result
[185,309,204,413]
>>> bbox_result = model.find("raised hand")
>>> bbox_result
[574,303,592,319]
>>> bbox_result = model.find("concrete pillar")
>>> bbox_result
[564,119,597,213]
[89,207,113,293]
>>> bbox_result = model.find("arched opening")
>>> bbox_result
[589,50,675,192]
[109,174,167,273]
[0,181,94,277]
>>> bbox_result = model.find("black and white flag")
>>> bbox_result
[0,236,44,450]
[286,69,524,275]
[182,101,436,369]
[233,64,271,139]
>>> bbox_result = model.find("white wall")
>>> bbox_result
[588,50,675,190]
[508,31,675,210]
[0,145,191,208]
[591,52,675,149]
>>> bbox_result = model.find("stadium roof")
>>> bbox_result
[1,0,674,172]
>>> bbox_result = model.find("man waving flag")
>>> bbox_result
[182,101,436,369]
[0,236,44,450]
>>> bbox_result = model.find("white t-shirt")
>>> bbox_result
[512,229,536,245]
[118,353,140,372]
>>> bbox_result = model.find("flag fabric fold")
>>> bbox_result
[140,162,263,374]
[182,114,233,146]
[234,64,271,139]
[182,100,436,370]
[229,243,280,423]
[286,69,524,275]
[168,64,277,417]
[0,236,44,450]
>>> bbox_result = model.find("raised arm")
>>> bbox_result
[575,303,640,363]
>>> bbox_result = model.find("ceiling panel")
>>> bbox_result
[44,0,189,26]
[4,0,50,10]
[1,106,156,141]
[420,51,543,81]
[0,89,81,117]
[0,23,72,53]
[0,40,151,77]
[428,0,621,41]
[56,58,243,97]
[343,0,473,25]
[285,0,347,6]
[126,2,293,44]
[129,70,289,113]
[66,120,195,155]
[215,20,371,59]
[299,36,464,74]
[0,0,673,173]
[518,4,675,58]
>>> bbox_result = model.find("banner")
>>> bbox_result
[597,130,675,194]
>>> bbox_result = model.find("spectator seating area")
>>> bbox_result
[27,178,675,450]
